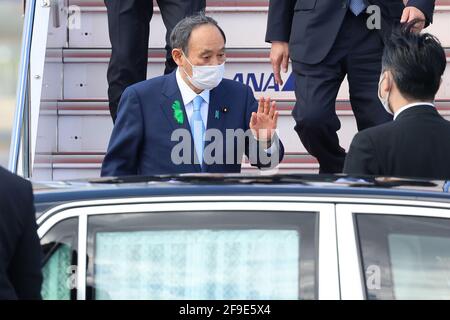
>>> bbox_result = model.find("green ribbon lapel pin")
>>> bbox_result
[171,100,184,125]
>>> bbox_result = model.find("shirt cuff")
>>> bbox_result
[264,141,278,155]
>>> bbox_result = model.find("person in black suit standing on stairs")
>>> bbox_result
[0,167,42,300]
[265,0,436,174]
[105,0,206,122]
[344,22,450,180]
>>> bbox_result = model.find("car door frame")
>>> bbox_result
[336,201,450,300]
[37,196,340,300]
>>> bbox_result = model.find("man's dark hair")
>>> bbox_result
[170,12,227,55]
[382,20,446,101]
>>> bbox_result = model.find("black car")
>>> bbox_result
[34,174,450,300]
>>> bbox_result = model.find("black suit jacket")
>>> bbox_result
[0,167,42,300]
[265,0,436,64]
[344,105,450,180]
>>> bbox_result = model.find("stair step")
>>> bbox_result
[57,0,450,49]
[69,0,271,8]
[35,100,450,156]
[48,99,450,114]
[32,152,320,180]
[50,48,450,101]
[69,0,450,7]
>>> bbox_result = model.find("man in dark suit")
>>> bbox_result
[266,0,435,173]
[101,14,284,177]
[0,167,42,299]
[105,0,206,122]
[344,22,449,180]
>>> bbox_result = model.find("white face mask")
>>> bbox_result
[378,73,393,115]
[182,52,225,90]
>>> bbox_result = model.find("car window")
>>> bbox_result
[87,210,317,300]
[356,214,450,300]
[40,218,78,300]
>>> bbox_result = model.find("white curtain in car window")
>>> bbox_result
[94,230,300,300]
[389,234,450,299]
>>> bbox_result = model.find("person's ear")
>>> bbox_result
[172,48,183,67]
[382,71,393,93]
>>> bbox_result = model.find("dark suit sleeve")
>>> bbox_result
[265,0,297,42]
[8,180,43,300]
[101,86,144,177]
[406,0,435,26]
[343,132,380,176]
[244,87,285,169]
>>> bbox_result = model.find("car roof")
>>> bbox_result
[32,174,450,212]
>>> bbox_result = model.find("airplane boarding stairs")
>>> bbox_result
[10,0,450,180]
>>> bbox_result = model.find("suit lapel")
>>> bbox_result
[206,87,227,132]
[160,72,201,172]
[204,85,228,172]
[160,73,191,132]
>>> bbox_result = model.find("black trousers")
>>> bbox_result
[292,10,393,174]
[105,0,206,121]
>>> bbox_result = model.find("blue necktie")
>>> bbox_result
[349,0,367,16]
[191,95,205,167]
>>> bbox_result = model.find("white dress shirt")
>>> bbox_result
[176,68,210,128]
[394,102,435,120]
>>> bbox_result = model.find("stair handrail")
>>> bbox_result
[8,0,37,176]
